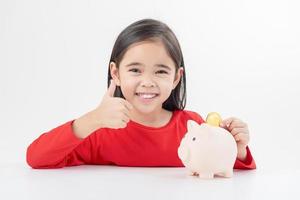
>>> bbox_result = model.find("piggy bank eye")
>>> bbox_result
[192,137,196,141]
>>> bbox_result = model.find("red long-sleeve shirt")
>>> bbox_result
[26,110,256,169]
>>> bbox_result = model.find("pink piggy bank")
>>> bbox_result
[178,119,237,179]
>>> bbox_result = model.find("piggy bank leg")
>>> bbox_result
[223,170,233,178]
[193,172,199,176]
[188,171,199,176]
[199,172,214,179]
[216,170,233,178]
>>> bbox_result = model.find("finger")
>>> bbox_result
[119,119,128,128]
[111,98,132,119]
[234,133,242,142]
[228,121,247,132]
[121,114,130,123]
[120,99,134,111]
[115,101,132,120]
[220,123,230,131]
[234,133,249,143]
[231,127,247,137]
[221,117,243,131]
[121,107,131,121]
[106,79,116,97]
[220,117,235,128]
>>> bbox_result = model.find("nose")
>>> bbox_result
[141,75,157,88]
[141,82,155,88]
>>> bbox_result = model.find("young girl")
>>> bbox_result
[26,19,256,169]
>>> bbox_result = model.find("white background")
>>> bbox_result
[0,0,300,199]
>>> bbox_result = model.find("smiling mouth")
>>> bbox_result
[135,92,159,99]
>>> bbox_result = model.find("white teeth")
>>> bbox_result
[141,94,156,99]
[136,93,158,99]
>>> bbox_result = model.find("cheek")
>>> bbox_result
[118,78,136,98]
[159,79,174,97]
[120,83,133,93]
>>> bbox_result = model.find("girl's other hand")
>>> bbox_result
[220,117,250,161]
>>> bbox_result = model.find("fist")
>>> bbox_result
[220,117,250,148]
[91,79,133,129]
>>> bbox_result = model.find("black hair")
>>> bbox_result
[107,18,186,111]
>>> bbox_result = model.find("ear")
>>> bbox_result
[187,120,199,131]
[172,67,184,89]
[109,62,121,86]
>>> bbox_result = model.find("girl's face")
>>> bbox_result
[110,39,183,114]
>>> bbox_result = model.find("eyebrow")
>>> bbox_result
[125,62,172,71]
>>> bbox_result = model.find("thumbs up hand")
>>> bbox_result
[94,79,134,129]
[72,79,134,139]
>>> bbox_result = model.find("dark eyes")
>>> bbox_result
[129,68,168,74]
[192,137,196,141]
[129,69,139,73]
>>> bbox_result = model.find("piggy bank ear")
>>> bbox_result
[187,120,199,131]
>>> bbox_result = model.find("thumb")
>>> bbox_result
[106,79,116,97]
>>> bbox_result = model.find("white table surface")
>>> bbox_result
[1,163,299,200]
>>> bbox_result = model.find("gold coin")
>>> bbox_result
[206,112,222,127]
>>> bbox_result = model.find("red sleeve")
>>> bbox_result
[26,120,93,169]
[187,111,205,125]
[233,146,257,169]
